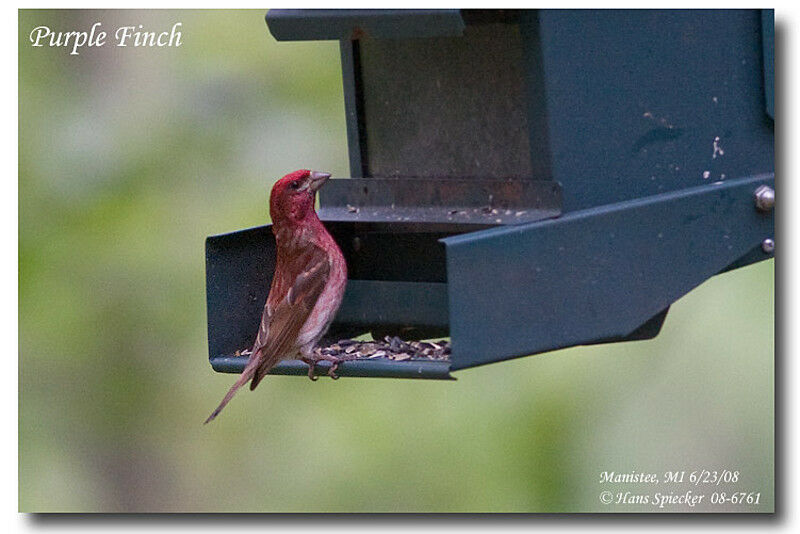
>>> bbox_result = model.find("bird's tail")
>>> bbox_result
[204,353,261,424]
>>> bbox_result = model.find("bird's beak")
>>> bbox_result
[308,171,331,193]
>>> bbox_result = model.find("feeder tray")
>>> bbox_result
[211,337,453,380]
[206,9,774,380]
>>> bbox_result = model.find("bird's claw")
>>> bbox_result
[328,363,340,380]
[301,358,319,381]
[307,365,318,381]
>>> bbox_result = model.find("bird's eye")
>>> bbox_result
[289,181,300,190]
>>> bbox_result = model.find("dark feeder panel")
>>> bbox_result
[206,9,774,379]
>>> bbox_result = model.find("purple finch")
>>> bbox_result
[205,170,348,424]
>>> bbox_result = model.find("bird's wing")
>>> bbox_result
[249,246,331,390]
[204,245,330,424]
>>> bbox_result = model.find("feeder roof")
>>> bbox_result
[266,9,466,41]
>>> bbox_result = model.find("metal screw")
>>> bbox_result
[754,185,775,212]
[762,238,775,254]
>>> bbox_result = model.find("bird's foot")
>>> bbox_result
[305,351,361,380]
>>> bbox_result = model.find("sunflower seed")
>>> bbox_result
[314,337,451,362]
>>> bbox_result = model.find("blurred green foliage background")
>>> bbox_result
[19,10,773,512]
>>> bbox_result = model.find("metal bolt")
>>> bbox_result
[754,185,775,212]
[762,238,775,254]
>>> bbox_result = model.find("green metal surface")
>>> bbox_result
[210,355,453,380]
[762,9,774,119]
[266,9,465,41]
[317,178,561,226]
[536,9,774,212]
[442,174,775,370]
[204,10,775,378]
